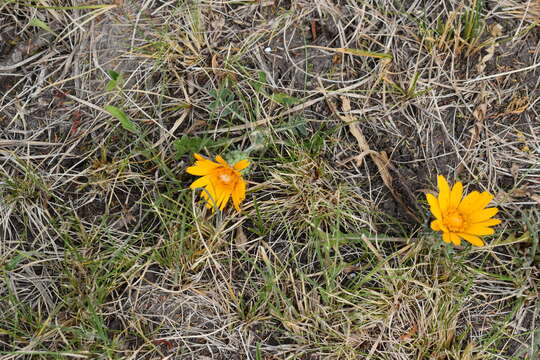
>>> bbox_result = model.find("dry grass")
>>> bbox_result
[0,0,539,359]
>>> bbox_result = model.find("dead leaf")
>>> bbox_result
[343,265,362,274]
[509,187,529,198]
[514,131,531,152]
[185,119,206,134]
[461,341,475,360]
[112,206,137,229]
[310,20,317,40]
[510,163,520,181]
[505,95,529,115]
[445,327,455,347]
[494,189,512,204]
[152,339,173,349]
[399,324,417,341]
[235,226,248,247]
[211,53,226,79]
[475,23,502,73]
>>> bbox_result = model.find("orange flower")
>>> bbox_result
[187,153,249,211]
[426,175,501,246]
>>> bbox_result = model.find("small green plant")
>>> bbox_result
[209,87,239,118]
[105,70,124,91]
[105,105,140,134]
[173,135,213,159]
[461,0,485,44]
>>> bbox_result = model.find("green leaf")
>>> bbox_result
[105,70,123,91]
[6,252,37,271]
[28,18,55,34]
[173,135,212,159]
[253,71,267,92]
[258,71,267,83]
[271,93,300,106]
[308,132,324,154]
[105,80,116,91]
[107,70,120,81]
[105,105,139,134]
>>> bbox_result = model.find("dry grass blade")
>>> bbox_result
[499,0,540,23]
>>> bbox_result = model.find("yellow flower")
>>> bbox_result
[186,153,249,211]
[426,175,501,247]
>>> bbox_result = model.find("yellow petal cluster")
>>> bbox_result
[187,153,248,211]
[426,175,500,246]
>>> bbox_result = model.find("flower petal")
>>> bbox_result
[458,191,480,214]
[469,191,494,212]
[433,220,449,233]
[426,193,442,220]
[442,232,451,243]
[458,233,484,247]
[449,181,463,209]
[468,207,499,223]
[464,224,495,236]
[217,191,230,211]
[233,159,250,171]
[201,183,218,209]
[194,153,205,161]
[232,178,246,211]
[473,218,501,227]
[215,155,229,166]
[437,175,451,213]
[187,160,220,176]
[190,176,210,189]
[449,232,461,246]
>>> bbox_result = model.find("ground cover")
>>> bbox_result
[0,0,539,359]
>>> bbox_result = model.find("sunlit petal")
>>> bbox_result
[426,193,442,220]
[437,175,451,212]
[458,233,484,247]
[458,191,481,214]
[469,192,494,212]
[216,191,230,210]
[473,218,501,227]
[468,207,499,223]
[215,155,228,166]
[464,224,495,236]
[232,179,246,211]
[449,233,461,246]
[449,181,463,209]
[431,219,442,231]
[201,183,218,208]
[190,176,210,189]
[442,232,451,243]
[186,159,220,176]
[234,159,250,171]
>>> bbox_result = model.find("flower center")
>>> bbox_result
[218,171,234,185]
[444,210,465,232]
[219,173,231,183]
